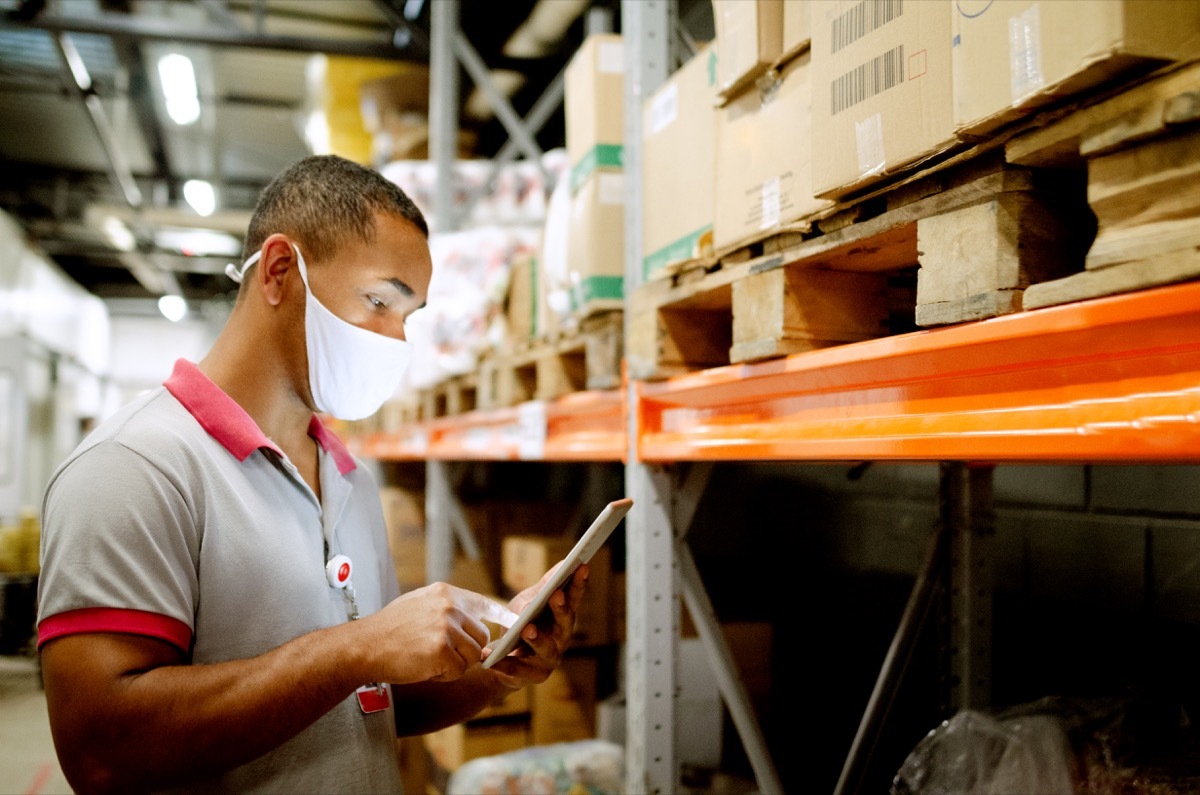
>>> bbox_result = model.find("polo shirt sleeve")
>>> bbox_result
[37,440,199,654]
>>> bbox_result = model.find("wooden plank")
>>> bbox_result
[1006,60,1200,167]
[1024,248,1200,310]
[730,268,889,364]
[916,190,1085,311]
[1086,127,1200,246]
[914,290,1024,327]
[1087,218,1200,271]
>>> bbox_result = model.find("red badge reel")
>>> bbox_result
[325,555,353,589]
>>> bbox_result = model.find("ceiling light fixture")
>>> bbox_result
[183,179,217,217]
[101,215,136,252]
[158,53,201,125]
[158,294,188,323]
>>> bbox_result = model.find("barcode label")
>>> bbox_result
[831,45,905,115]
[832,0,904,53]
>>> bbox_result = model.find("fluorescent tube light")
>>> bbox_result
[183,179,216,217]
[158,294,188,322]
[158,53,201,126]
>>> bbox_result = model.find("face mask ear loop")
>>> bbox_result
[226,250,263,284]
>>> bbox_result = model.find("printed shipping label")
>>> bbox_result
[649,83,679,136]
[599,41,625,74]
[1008,4,1045,103]
[516,401,548,460]
[598,172,625,206]
[760,177,782,230]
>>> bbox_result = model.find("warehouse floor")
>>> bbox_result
[0,655,71,795]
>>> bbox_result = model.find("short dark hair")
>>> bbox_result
[241,154,428,264]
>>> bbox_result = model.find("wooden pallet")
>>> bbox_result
[1012,60,1200,310]
[628,150,1091,379]
[628,58,1200,381]
[477,311,623,410]
[412,372,479,421]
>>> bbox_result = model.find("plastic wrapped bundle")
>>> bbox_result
[892,709,1074,795]
[893,696,1200,795]
[446,739,624,795]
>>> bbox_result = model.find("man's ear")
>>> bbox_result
[257,234,296,307]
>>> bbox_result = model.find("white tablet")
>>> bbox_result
[482,497,633,669]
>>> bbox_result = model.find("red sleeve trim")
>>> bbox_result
[37,607,193,653]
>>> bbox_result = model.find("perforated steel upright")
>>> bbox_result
[621,3,676,792]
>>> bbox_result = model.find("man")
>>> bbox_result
[36,155,589,794]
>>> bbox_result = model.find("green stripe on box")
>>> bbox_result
[643,224,712,280]
[570,144,624,194]
[530,255,539,337]
[569,275,624,312]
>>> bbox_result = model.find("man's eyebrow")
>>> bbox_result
[382,277,415,297]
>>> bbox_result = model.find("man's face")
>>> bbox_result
[300,211,432,340]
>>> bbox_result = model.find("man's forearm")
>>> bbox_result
[45,622,370,795]
[393,666,520,737]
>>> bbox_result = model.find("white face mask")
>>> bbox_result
[226,245,413,420]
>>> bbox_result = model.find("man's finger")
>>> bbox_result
[473,594,520,628]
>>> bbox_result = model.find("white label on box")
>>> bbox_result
[598,172,625,206]
[599,41,625,74]
[1008,4,1044,103]
[649,83,678,136]
[516,400,548,460]
[855,113,886,176]
[760,177,782,230]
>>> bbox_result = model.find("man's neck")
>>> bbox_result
[198,316,315,459]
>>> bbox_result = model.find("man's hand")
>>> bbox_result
[487,561,589,687]
[353,583,519,685]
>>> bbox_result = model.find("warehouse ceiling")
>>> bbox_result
[0,0,695,316]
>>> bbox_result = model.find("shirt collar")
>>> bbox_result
[163,359,357,476]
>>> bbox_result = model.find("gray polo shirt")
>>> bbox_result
[37,358,404,794]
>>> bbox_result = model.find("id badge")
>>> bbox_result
[356,683,391,714]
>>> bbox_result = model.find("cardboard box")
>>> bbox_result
[423,720,530,772]
[714,51,832,252]
[566,172,625,319]
[502,537,613,647]
[713,0,785,100]
[505,251,536,346]
[475,686,532,721]
[643,46,717,280]
[812,0,956,198]
[565,34,625,192]
[531,653,599,745]
[358,66,429,132]
[953,0,1200,135]
[783,0,812,59]
[380,487,426,589]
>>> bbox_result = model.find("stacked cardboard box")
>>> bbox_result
[712,1,784,100]
[642,45,717,280]
[423,720,531,774]
[380,485,425,591]
[953,0,1200,135]
[564,34,626,319]
[811,0,956,199]
[531,653,600,745]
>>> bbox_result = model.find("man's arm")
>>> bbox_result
[42,582,516,795]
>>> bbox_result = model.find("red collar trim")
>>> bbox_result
[164,359,283,462]
[163,359,356,476]
[308,415,357,476]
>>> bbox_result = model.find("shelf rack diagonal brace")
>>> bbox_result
[671,463,785,795]
[424,460,482,584]
[833,517,949,795]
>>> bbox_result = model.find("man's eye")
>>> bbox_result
[368,295,386,310]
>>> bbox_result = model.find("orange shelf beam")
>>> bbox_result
[351,389,626,462]
[637,281,1200,463]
